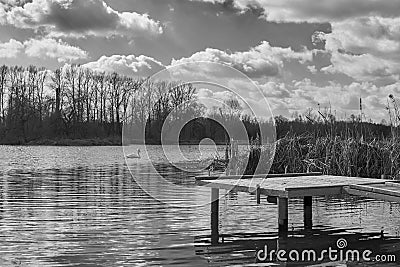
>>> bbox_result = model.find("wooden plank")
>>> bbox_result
[283,176,387,197]
[344,187,400,203]
[196,179,289,197]
[349,184,400,198]
[385,182,400,188]
[197,175,389,198]
[349,184,374,192]
[195,172,322,181]
[288,186,344,197]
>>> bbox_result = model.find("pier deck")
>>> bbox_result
[196,174,388,198]
[195,173,400,244]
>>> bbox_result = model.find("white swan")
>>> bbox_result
[127,149,141,159]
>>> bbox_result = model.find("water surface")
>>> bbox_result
[0,146,399,266]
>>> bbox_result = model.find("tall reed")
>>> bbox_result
[266,135,400,179]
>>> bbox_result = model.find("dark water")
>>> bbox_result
[0,146,399,266]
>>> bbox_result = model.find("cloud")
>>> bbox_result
[312,17,400,82]
[171,41,312,78]
[0,38,87,62]
[185,0,400,84]
[83,54,165,77]
[257,81,291,98]
[24,38,88,62]
[195,87,265,118]
[256,78,400,121]
[190,0,400,23]
[314,17,400,58]
[1,0,163,38]
[0,39,24,58]
[321,52,400,82]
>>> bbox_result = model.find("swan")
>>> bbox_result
[127,149,141,159]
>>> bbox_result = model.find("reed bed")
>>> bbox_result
[267,135,400,179]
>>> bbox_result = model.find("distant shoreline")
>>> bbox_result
[0,138,122,146]
[0,138,230,146]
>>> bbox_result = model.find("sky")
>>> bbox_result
[1,0,400,122]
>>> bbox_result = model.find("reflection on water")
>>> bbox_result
[195,228,400,266]
[0,146,399,266]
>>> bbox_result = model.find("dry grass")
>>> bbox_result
[268,135,400,179]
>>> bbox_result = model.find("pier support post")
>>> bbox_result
[211,188,219,244]
[256,184,261,204]
[278,197,288,236]
[304,196,312,230]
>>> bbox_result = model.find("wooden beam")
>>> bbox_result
[278,197,288,236]
[287,185,344,197]
[349,184,400,198]
[195,172,323,181]
[211,188,219,244]
[197,179,289,198]
[385,182,400,188]
[344,187,400,203]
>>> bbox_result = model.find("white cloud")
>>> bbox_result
[315,17,400,58]
[186,0,400,84]
[24,38,88,62]
[0,4,6,25]
[257,81,291,98]
[171,41,312,78]
[312,17,400,82]
[0,39,24,58]
[195,87,266,118]
[321,52,400,82]
[0,37,87,62]
[256,78,400,121]
[83,54,165,77]
[1,0,163,38]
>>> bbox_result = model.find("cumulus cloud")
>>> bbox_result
[313,17,400,60]
[312,18,400,82]
[257,78,400,121]
[0,38,87,62]
[83,54,165,77]
[0,0,163,38]
[321,52,400,82]
[171,41,313,78]
[25,38,88,62]
[186,0,400,83]
[257,81,291,98]
[0,39,24,58]
[195,87,264,118]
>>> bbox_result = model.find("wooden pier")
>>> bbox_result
[195,173,400,244]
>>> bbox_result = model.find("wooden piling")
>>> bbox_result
[211,188,219,244]
[256,184,261,204]
[278,197,288,235]
[304,196,312,230]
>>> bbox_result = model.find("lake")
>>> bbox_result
[0,146,399,266]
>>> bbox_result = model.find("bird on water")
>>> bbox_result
[127,149,141,159]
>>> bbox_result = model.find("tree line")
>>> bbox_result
[0,64,141,144]
[0,64,267,145]
[0,64,393,145]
